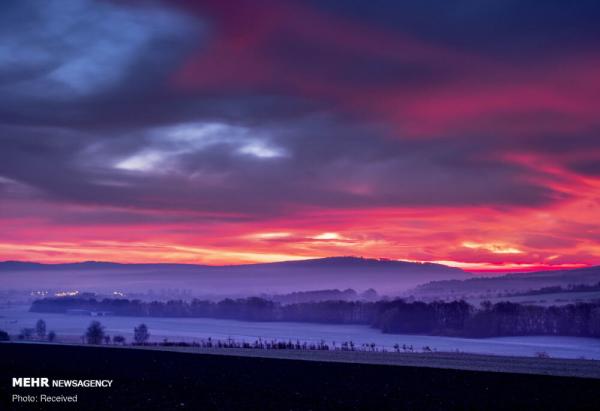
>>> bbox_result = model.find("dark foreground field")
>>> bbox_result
[1,343,600,410]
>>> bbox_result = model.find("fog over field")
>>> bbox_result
[416,266,600,297]
[3,259,600,362]
[2,305,600,360]
[3,259,600,358]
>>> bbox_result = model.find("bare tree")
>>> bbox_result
[20,328,34,340]
[113,335,126,345]
[134,323,150,344]
[85,321,105,344]
[35,319,47,339]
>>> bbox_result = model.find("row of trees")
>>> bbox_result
[373,300,600,337]
[374,300,472,334]
[81,326,435,353]
[463,301,600,338]
[509,281,600,297]
[31,297,600,338]
[17,319,56,342]
[2,319,150,345]
[31,297,378,323]
[85,321,150,345]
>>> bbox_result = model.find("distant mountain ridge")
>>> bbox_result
[0,256,467,294]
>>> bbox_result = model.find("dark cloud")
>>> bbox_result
[0,0,201,127]
[522,234,576,250]
[0,118,568,222]
[0,0,597,228]
[310,0,600,59]
[568,159,600,176]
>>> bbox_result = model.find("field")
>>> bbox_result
[119,344,600,379]
[1,343,600,410]
[3,304,600,359]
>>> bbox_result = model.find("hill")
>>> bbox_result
[0,257,467,295]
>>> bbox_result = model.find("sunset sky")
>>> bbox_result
[1,0,599,272]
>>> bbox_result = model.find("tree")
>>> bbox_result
[85,321,105,344]
[589,308,600,337]
[0,329,9,341]
[113,335,126,345]
[47,331,56,342]
[134,323,150,344]
[20,328,34,340]
[36,319,47,339]
[361,288,378,301]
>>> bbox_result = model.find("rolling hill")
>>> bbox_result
[0,257,468,295]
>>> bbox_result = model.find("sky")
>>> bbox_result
[0,0,599,272]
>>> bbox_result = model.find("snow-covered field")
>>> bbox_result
[2,305,600,359]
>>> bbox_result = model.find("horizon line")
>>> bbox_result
[0,256,593,274]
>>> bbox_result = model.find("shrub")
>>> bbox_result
[35,319,46,339]
[113,335,126,345]
[85,321,105,344]
[134,324,150,344]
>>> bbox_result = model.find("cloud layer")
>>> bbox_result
[1,0,599,271]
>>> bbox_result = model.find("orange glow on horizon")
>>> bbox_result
[1,0,600,281]
[2,178,599,274]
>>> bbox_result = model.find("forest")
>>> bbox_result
[30,297,600,338]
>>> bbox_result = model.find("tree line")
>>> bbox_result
[13,319,56,342]
[30,297,600,338]
[507,281,600,297]
[82,322,433,353]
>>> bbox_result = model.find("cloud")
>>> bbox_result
[462,241,523,255]
[0,0,598,267]
[0,116,570,222]
[3,1,186,95]
[0,0,199,125]
[568,159,600,176]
